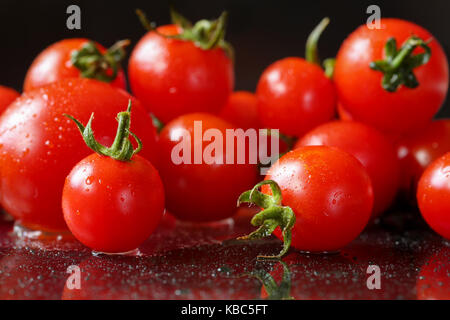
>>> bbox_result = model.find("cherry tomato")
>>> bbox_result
[417,152,450,239]
[0,78,158,232]
[158,113,258,222]
[238,146,373,257]
[396,120,450,198]
[334,18,449,135]
[296,121,399,218]
[219,91,260,130]
[0,86,19,114]
[24,38,127,92]
[129,11,234,124]
[256,57,336,137]
[63,155,164,253]
[256,19,336,137]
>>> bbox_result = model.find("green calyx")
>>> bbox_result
[65,100,142,162]
[136,8,234,59]
[305,17,335,78]
[237,180,296,259]
[248,261,293,300]
[71,39,130,83]
[370,36,432,92]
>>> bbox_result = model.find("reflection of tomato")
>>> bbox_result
[62,246,259,300]
[296,121,399,218]
[335,19,449,135]
[416,248,450,300]
[258,253,369,300]
[256,58,336,137]
[129,24,233,124]
[397,120,450,197]
[158,113,258,222]
[0,79,158,232]
[220,91,260,130]
[0,249,79,300]
[0,86,19,113]
[24,38,127,92]
[417,152,450,239]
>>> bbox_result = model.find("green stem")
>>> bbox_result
[64,100,142,162]
[370,36,432,92]
[71,39,130,83]
[305,17,330,65]
[237,180,296,259]
[323,58,336,78]
[135,8,233,58]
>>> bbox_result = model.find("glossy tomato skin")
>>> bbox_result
[158,113,259,222]
[396,120,450,196]
[24,38,126,92]
[0,86,19,114]
[264,146,373,252]
[219,91,260,130]
[334,19,449,135]
[296,121,399,218]
[337,102,354,121]
[0,79,158,232]
[62,154,164,253]
[256,57,336,137]
[129,25,234,124]
[417,152,450,239]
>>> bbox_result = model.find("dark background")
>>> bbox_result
[1,0,449,117]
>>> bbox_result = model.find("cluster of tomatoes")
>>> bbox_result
[0,9,448,258]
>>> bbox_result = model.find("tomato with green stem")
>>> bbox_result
[296,120,399,218]
[417,152,450,240]
[238,146,373,258]
[62,102,164,253]
[24,38,128,92]
[158,112,259,222]
[0,86,19,113]
[129,9,234,124]
[334,18,449,135]
[256,18,336,137]
[0,78,159,232]
[396,119,450,199]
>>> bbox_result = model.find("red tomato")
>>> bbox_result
[219,91,260,130]
[0,79,158,232]
[396,119,450,197]
[334,19,449,135]
[158,113,258,222]
[63,154,164,253]
[239,146,373,256]
[256,57,336,137]
[417,152,450,239]
[0,86,19,113]
[296,121,399,218]
[129,23,234,124]
[337,102,354,121]
[24,38,127,92]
